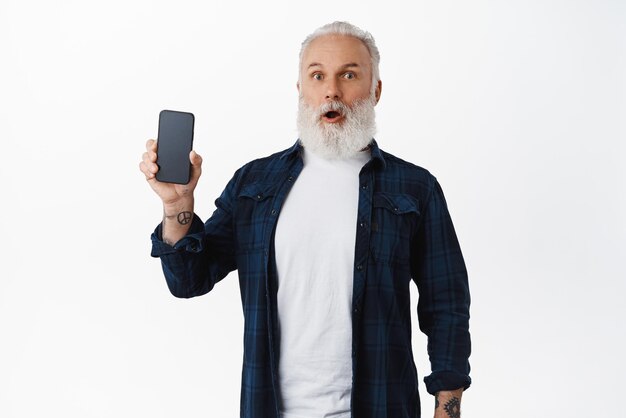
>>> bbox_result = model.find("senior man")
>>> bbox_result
[140,21,471,418]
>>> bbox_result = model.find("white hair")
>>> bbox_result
[299,21,381,89]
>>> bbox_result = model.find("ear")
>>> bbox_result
[374,79,382,104]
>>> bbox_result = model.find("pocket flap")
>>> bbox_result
[373,193,420,215]
[238,181,279,201]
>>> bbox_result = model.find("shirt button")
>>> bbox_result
[361,184,368,190]
[356,264,363,271]
[359,222,366,228]
[256,194,263,200]
[271,209,277,215]
[287,176,294,182]
[393,207,399,212]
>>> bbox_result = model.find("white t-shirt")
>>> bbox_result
[274,146,371,418]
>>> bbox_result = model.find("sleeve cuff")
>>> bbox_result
[150,213,205,257]
[424,370,471,395]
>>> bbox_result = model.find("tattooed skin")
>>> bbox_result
[177,211,192,225]
[435,393,440,409]
[162,210,193,246]
[443,397,461,418]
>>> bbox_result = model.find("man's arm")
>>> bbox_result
[141,138,239,298]
[410,176,472,398]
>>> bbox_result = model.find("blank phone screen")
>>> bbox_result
[156,110,194,184]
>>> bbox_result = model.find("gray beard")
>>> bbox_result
[297,95,377,160]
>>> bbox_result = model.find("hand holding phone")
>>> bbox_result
[139,110,203,210]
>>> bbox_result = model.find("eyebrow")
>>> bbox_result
[307,62,361,70]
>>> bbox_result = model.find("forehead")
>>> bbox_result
[301,34,372,70]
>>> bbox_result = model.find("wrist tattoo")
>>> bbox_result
[177,211,192,225]
[443,397,461,418]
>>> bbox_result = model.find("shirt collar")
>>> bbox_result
[280,138,387,170]
[279,139,303,160]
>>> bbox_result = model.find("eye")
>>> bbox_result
[312,73,323,81]
[343,72,356,80]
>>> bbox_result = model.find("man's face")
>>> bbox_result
[298,34,381,123]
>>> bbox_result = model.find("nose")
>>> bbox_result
[325,79,342,101]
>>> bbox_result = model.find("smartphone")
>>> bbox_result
[156,110,195,184]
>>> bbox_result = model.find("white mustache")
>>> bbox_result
[318,101,349,116]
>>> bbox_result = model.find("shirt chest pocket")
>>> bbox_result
[235,181,279,251]
[370,193,420,265]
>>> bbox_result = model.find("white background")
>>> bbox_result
[1,0,624,417]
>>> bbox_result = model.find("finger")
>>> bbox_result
[142,152,159,173]
[146,138,157,152]
[190,150,202,181]
[145,140,157,163]
[139,161,155,179]
[190,150,203,167]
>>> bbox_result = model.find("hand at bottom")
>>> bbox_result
[434,388,464,418]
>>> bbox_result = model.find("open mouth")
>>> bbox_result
[322,110,343,123]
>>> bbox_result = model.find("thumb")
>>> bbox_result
[190,150,202,166]
[189,150,203,181]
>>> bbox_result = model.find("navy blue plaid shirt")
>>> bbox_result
[151,139,471,418]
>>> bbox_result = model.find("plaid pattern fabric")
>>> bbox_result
[151,139,471,418]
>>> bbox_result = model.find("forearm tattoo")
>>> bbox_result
[162,211,193,246]
[177,211,192,225]
[443,397,461,418]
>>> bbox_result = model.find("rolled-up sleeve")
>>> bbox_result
[411,176,472,395]
[151,213,205,256]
